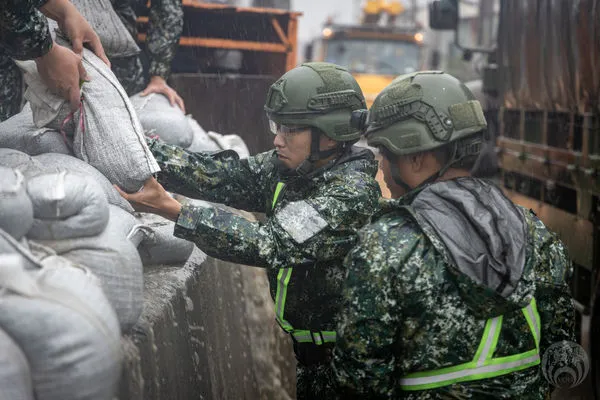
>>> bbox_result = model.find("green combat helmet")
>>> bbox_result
[364,71,488,189]
[264,62,367,174]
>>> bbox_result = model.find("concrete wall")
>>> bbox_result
[118,250,296,400]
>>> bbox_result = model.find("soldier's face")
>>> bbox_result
[273,128,313,169]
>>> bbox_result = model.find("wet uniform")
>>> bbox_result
[147,138,381,398]
[334,178,575,399]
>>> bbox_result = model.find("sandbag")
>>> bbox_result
[185,115,222,153]
[0,251,122,400]
[0,167,34,240]
[0,104,71,156]
[0,325,34,400]
[130,93,194,148]
[26,172,109,240]
[47,0,140,58]
[207,131,250,159]
[0,148,45,176]
[136,213,195,265]
[33,153,135,213]
[16,47,160,193]
[30,205,145,331]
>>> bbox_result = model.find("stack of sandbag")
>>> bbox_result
[15,46,160,193]
[0,148,134,213]
[130,92,195,148]
[24,172,145,332]
[0,103,72,156]
[0,242,122,400]
[32,152,135,213]
[135,212,195,266]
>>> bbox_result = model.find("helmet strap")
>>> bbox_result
[295,129,341,176]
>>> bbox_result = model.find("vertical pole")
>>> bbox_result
[286,15,299,71]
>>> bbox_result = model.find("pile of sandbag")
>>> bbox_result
[22,171,145,331]
[0,153,198,325]
[0,166,123,399]
[14,45,159,193]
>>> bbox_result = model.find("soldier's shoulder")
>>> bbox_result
[518,205,572,284]
[360,207,424,249]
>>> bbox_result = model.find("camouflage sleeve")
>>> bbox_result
[146,0,183,79]
[0,0,52,60]
[148,138,270,212]
[333,222,407,399]
[530,213,576,356]
[173,172,380,269]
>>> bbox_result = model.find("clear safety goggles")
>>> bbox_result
[268,119,308,137]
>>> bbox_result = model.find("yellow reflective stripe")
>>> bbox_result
[275,268,293,332]
[292,330,337,344]
[473,315,502,366]
[522,298,541,349]
[272,182,285,210]
[271,182,334,343]
[401,353,540,391]
[401,298,540,391]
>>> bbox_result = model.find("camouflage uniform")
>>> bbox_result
[333,181,575,399]
[333,71,576,399]
[0,0,51,121]
[110,0,183,95]
[147,139,381,399]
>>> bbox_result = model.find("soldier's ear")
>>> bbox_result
[409,153,426,173]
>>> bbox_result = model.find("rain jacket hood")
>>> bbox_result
[408,177,530,318]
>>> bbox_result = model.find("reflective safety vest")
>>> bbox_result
[400,298,541,391]
[271,182,336,345]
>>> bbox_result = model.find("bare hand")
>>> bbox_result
[40,0,110,66]
[115,177,182,222]
[141,76,186,113]
[36,43,87,111]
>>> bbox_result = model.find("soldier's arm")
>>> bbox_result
[332,225,403,399]
[173,172,379,269]
[0,0,52,60]
[531,215,576,356]
[148,138,269,212]
[146,0,183,80]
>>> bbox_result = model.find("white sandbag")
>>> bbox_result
[136,213,195,265]
[0,167,34,240]
[0,104,71,156]
[47,0,140,58]
[130,93,194,148]
[185,115,222,153]
[16,47,160,193]
[0,251,122,400]
[33,153,135,213]
[0,148,45,176]
[0,326,34,400]
[26,172,109,240]
[207,131,250,159]
[30,205,145,331]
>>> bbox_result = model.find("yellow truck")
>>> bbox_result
[304,0,424,107]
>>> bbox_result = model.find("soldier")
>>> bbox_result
[333,71,575,399]
[0,0,108,120]
[110,0,185,110]
[117,62,382,399]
